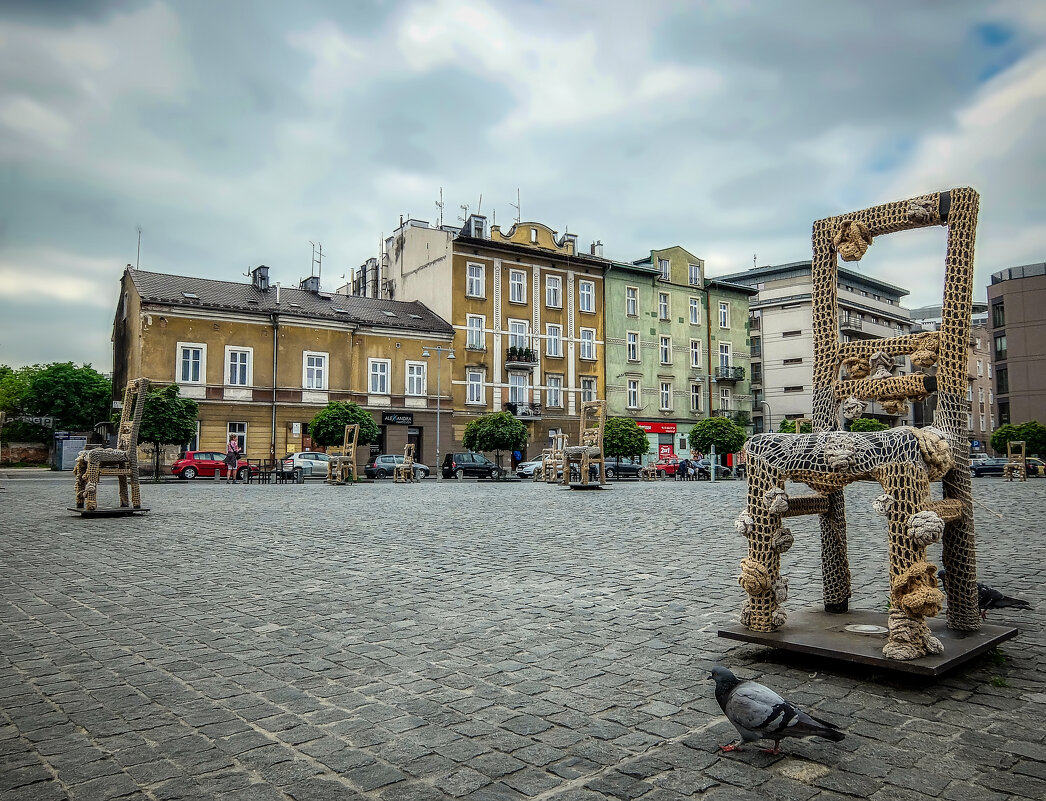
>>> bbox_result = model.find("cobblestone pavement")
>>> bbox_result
[1,471,1044,801]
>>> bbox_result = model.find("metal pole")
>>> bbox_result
[760,400,773,433]
[435,347,441,482]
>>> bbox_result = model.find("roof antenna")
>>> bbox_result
[136,225,142,269]
[435,187,444,227]
[310,241,323,286]
[753,253,757,269]
[458,203,469,223]
[477,193,483,215]
[510,188,521,225]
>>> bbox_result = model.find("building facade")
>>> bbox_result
[112,265,455,466]
[718,261,915,432]
[381,216,608,459]
[989,261,1046,429]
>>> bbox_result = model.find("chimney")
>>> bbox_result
[592,240,604,258]
[299,275,320,293]
[251,264,270,291]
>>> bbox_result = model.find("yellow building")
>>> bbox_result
[112,265,455,467]
[381,216,608,458]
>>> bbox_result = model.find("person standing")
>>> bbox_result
[225,436,242,483]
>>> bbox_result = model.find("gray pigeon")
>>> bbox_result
[710,666,845,754]
[937,569,1032,618]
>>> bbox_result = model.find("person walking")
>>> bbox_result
[224,436,242,484]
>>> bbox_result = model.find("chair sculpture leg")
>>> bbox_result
[819,491,851,612]
[73,453,87,508]
[84,461,101,512]
[118,473,130,508]
[736,457,790,632]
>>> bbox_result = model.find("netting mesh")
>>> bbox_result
[735,188,981,660]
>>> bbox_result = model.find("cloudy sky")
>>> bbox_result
[1,0,1044,370]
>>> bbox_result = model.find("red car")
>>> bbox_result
[172,450,256,481]
[652,457,681,478]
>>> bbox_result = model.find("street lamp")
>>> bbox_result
[422,345,455,481]
[758,399,773,433]
[707,374,718,484]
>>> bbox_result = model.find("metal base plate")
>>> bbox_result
[718,608,1017,676]
[566,483,608,490]
[69,507,149,517]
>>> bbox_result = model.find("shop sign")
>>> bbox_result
[382,412,414,425]
[658,443,675,458]
[637,421,677,434]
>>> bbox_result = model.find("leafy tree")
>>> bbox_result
[1016,421,1046,456]
[603,417,650,476]
[778,419,813,434]
[309,402,379,447]
[0,365,40,442]
[0,363,109,442]
[462,411,528,479]
[689,417,747,463]
[990,423,1020,456]
[849,417,889,432]
[139,384,199,480]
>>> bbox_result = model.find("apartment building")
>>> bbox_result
[380,216,608,456]
[989,261,1046,428]
[717,261,915,432]
[112,265,455,465]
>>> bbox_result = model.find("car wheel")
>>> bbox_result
[181,466,197,480]
[376,468,387,479]
[658,470,666,479]
[490,468,502,480]
[455,468,465,480]
[606,467,617,479]
[237,467,249,481]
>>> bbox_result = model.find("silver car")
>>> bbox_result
[515,459,545,479]
[281,451,330,477]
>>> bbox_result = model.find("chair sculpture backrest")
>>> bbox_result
[328,424,359,484]
[578,400,607,448]
[117,378,150,454]
[544,433,567,483]
[394,442,416,483]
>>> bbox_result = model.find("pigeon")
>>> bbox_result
[710,666,845,754]
[937,570,1032,619]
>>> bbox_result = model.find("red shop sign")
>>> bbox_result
[637,422,677,434]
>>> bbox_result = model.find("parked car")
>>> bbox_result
[970,457,1008,477]
[281,452,331,478]
[515,459,545,479]
[364,454,430,479]
[442,452,504,480]
[604,459,643,480]
[693,458,733,480]
[172,451,256,481]
[651,457,681,478]
[1027,457,1045,476]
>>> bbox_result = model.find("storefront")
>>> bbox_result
[636,422,678,464]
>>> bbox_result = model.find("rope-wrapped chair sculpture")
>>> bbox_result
[562,400,607,487]
[542,433,566,483]
[393,443,417,483]
[735,188,982,661]
[327,424,360,485]
[1004,440,1026,481]
[74,378,150,513]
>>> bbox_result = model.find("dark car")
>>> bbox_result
[604,459,643,480]
[441,452,503,480]
[693,458,732,480]
[364,454,431,479]
[172,450,256,481]
[970,458,1009,477]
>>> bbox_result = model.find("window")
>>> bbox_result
[783,357,803,366]
[989,391,993,404]
[226,347,252,386]
[660,382,672,410]
[719,343,731,368]
[626,286,638,316]
[467,371,484,405]
[999,400,1010,425]
[720,387,731,410]
[691,383,703,413]
[659,292,669,320]
[530,227,538,243]
[992,302,1005,328]
[783,330,802,337]
[466,263,485,297]
[546,324,563,357]
[546,375,563,408]
[689,263,701,286]
[627,332,639,362]
[994,334,1007,361]
[690,340,702,368]
[783,385,804,392]
[581,377,596,402]
[509,270,526,304]
[977,359,983,377]
[996,366,1009,395]
[508,320,529,349]
[303,351,328,390]
[660,336,671,365]
[988,363,992,379]
[980,413,986,431]
[466,315,485,350]
[967,413,974,431]
[369,358,390,394]
[658,258,670,280]
[990,413,995,428]
[177,343,205,384]
[579,280,595,313]
[580,328,596,360]
[966,386,973,402]
[978,387,985,403]
[719,302,729,328]
[751,337,761,357]
[546,275,562,308]
[406,362,426,396]
[752,363,762,383]
[627,379,640,409]
[227,422,246,454]
[509,373,528,404]
[689,298,701,325]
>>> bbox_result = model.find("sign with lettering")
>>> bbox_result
[382,412,414,425]
[658,443,675,458]
[8,415,56,428]
[638,421,677,434]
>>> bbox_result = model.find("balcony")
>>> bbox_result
[715,365,745,382]
[839,315,863,332]
[505,346,538,371]
[505,401,542,420]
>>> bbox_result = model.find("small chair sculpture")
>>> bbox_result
[736,188,982,661]
[393,443,417,483]
[535,447,554,482]
[562,400,607,486]
[543,434,566,483]
[638,464,657,481]
[1004,440,1026,481]
[74,378,150,513]
[327,424,360,485]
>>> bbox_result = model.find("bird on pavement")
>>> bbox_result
[937,569,1032,619]
[710,666,845,755]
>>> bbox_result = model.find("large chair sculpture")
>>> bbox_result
[393,443,417,483]
[562,400,607,486]
[1004,440,1026,481]
[542,434,566,483]
[735,188,982,661]
[74,378,150,513]
[327,424,359,485]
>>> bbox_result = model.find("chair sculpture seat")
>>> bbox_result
[393,443,417,483]
[327,424,360,485]
[735,188,982,662]
[74,378,149,512]
[562,400,607,487]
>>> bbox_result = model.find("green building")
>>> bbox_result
[604,246,757,462]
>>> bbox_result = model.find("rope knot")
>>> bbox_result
[833,220,873,261]
[738,558,773,594]
[907,200,933,224]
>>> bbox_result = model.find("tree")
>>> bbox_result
[0,363,110,443]
[990,423,1021,456]
[778,419,813,434]
[0,365,40,442]
[1016,421,1046,456]
[689,417,747,463]
[462,412,528,479]
[139,384,199,480]
[603,417,650,475]
[309,402,379,447]
[849,417,889,432]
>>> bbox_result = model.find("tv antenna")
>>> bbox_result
[753,253,757,269]
[435,187,444,227]
[509,188,521,225]
[310,241,324,284]
[135,226,142,269]
[458,203,469,223]
[476,193,483,215]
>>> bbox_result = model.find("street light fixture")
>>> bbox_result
[422,345,455,481]
[758,399,773,433]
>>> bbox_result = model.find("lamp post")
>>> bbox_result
[707,374,718,484]
[758,399,773,433]
[422,345,455,481]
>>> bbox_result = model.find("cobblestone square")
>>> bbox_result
[1,473,1044,800]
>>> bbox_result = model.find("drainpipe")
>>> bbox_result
[271,312,279,463]
[705,286,716,483]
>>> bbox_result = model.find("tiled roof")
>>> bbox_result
[128,269,454,334]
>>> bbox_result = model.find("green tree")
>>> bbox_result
[0,365,41,442]
[778,419,813,434]
[990,423,1021,456]
[462,411,528,479]
[1016,421,1046,456]
[309,402,379,447]
[689,417,747,463]
[26,363,111,430]
[139,384,199,480]
[849,417,889,432]
[603,417,650,477]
